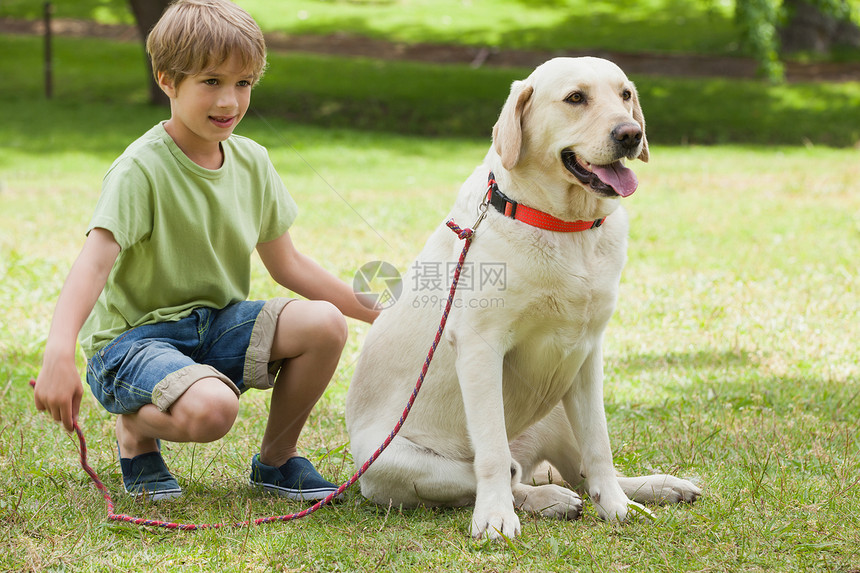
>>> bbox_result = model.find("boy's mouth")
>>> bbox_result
[210,115,236,128]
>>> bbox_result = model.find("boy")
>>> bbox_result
[33,0,377,501]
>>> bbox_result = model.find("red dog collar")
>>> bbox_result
[486,172,606,232]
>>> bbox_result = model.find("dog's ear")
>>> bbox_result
[629,82,649,163]
[492,80,534,170]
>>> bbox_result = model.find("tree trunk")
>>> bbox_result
[128,0,171,106]
[779,0,860,53]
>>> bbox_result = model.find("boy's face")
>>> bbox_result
[158,54,256,163]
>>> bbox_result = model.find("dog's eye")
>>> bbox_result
[565,92,585,104]
[622,89,632,101]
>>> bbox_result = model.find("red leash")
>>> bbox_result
[30,220,476,530]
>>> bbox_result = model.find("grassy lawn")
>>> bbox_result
[238,0,740,56]
[0,0,739,55]
[1,30,859,573]
[2,34,860,146]
[4,0,860,60]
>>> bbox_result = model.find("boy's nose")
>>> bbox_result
[217,87,239,108]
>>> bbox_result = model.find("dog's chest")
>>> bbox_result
[507,284,607,375]
[499,239,620,392]
[510,241,619,340]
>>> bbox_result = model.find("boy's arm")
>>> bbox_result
[34,228,121,432]
[257,230,379,324]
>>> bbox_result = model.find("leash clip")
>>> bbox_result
[472,199,489,233]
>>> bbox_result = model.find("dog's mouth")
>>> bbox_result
[562,149,638,198]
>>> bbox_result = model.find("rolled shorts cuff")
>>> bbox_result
[243,297,293,390]
[152,364,240,412]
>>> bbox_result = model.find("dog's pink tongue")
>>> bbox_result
[591,162,638,197]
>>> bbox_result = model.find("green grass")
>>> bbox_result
[2,34,860,146]
[0,0,739,55]
[2,29,860,573]
[4,0,860,60]
[238,0,739,56]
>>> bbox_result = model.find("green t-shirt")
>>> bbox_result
[79,123,298,357]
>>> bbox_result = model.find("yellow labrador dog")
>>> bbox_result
[346,57,701,540]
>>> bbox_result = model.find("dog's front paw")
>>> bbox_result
[592,487,651,523]
[470,504,521,540]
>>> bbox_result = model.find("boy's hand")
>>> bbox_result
[33,227,121,432]
[258,230,380,324]
[33,356,83,432]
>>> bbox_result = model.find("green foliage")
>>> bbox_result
[736,0,860,81]
[735,0,786,80]
[806,0,855,20]
[0,0,132,24]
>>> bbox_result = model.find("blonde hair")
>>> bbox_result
[146,0,267,87]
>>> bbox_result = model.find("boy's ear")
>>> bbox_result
[157,71,177,99]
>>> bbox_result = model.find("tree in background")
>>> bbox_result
[737,0,860,81]
[780,0,860,52]
[128,0,170,105]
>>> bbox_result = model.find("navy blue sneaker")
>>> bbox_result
[249,454,341,501]
[118,446,182,501]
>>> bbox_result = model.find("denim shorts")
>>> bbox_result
[86,298,292,415]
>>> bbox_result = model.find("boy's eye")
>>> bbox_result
[238,80,252,87]
[203,78,219,86]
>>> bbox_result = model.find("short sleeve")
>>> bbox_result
[88,157,153,249]
[258,157,298,243]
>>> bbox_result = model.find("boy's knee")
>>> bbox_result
[285,300,347,351]
[314,301,348,350]
[270,300,348,362]
[177,379,239,442]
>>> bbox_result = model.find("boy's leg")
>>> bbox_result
[258,300,347,468]
[116,376,240,458]
[89,304,261,498]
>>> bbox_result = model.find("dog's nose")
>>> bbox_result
[611,123,642,150]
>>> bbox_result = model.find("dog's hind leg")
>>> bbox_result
[353,433,477,508]
[616,474,702,505]
[511,479,582,520]
[506,407,582,519]
[513,405,702,506]
[511,405,586,489]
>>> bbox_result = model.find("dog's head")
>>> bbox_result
[492,57,648,205]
